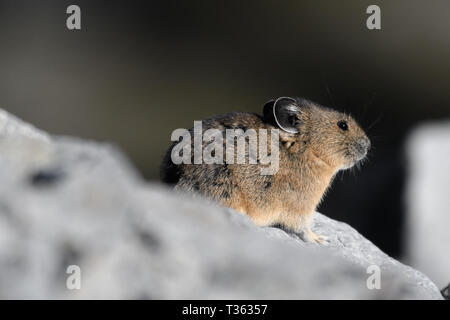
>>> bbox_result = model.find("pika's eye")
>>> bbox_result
[337,120,348,131]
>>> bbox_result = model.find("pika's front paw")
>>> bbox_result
[306,230,329,245]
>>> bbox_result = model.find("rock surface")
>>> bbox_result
[0,109,443,299]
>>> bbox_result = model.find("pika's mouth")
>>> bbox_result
[349,138,370,162]
[341,153,365,170]
[354,150,368,162]
[343,138,370,168]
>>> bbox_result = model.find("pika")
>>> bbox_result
[160,97,370,243]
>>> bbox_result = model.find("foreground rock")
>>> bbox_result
[0,109,442,299]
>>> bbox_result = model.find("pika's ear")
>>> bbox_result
[263,97,301,134]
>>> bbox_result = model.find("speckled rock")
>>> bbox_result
[0,109,443,299]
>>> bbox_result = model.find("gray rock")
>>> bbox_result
[0,109,443,299]
[405,122,450,289]
[442,283,450,300]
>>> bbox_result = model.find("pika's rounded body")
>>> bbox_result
[161,97,370,243]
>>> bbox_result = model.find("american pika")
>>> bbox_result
[160,97,370,243]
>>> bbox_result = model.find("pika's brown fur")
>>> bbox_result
[160,97,370,243]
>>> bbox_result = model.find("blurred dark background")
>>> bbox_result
[0,0,449,259]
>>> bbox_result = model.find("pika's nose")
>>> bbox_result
[357,137,371,155]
